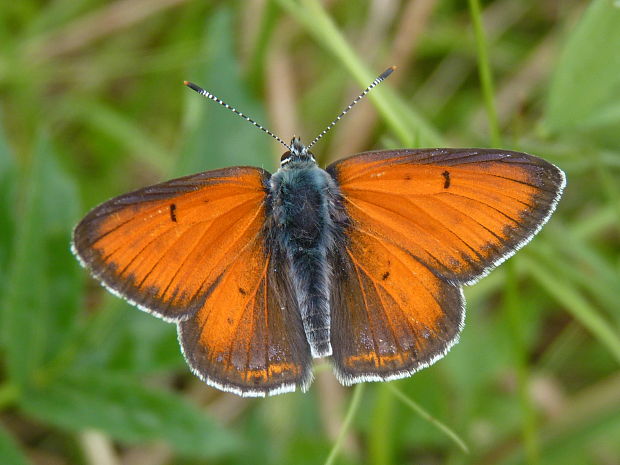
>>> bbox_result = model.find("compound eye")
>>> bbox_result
[280,151,292,163]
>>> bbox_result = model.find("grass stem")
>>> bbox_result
[468,0,502,146]
[0,383,18,411]
[387,383,469,454]
[324,383,364,465]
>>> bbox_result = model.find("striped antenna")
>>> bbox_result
[183,81,291,150]
[307,66,396,149]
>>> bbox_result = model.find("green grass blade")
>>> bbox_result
[369,384,395,465]
[20,370,239,459]
[66,98,174,176]
[274,0,443,147]
[179,7,274,174]
[544,0,620,137]
[523,257,620,364]
[245,0,281,92]
[468,0,501,146]
[0,113,17,335]
[490,372,620,465]
[324,383,364,465]
[504,261,540,464]
[1,133,80,388]
[592,149,620,226]
[0,424,32,465]
[532,228,620,325]
[387,383,469,454]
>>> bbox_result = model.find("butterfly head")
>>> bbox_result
[280,137,316,168]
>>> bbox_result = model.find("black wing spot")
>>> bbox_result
[238,287,247,295]
[382,271,390,280]
[169,203,177,222]
[404,174,412,181]
[442,170,451,189]
[227,317,234,325]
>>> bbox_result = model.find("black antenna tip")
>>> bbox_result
[379,66,397,80]
[184,81,203,93]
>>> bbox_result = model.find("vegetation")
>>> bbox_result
[1,0,619,463]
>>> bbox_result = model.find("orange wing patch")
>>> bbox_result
[330,227,463,383]
[179,238,312,396]
[72,167,269,321]
[330,148,565,283]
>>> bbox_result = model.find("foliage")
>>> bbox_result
[1,0,619,464]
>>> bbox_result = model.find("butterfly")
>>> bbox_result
[72,67,565,397]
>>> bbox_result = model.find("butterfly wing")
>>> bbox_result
[178,243,312,396]
[73,167,311,396]
[73,167,269,321]
[327,148,565,383]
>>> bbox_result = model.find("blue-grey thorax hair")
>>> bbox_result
[268,137,346,357]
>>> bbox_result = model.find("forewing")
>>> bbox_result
[327,148,564,382]
[328,148,565,283]
[72,167,271,321]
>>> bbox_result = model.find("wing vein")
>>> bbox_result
[368,277,407,364]
[346,248,380,367]
[345,196,447,271]
[226,256,270,378]
[348,196,484,266]
[116,224,194,280]
[89,191,261,247]
[263,259,270,376]
[190,217,265,306]
[349,230,444,314]
[158,204,265,303]
[439,191,521,224]
[431,195,504,245]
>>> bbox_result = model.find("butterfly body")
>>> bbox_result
[268,149,345,358]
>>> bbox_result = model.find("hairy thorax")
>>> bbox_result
[271,165,332,251]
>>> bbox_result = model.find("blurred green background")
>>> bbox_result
[1,0,620,464]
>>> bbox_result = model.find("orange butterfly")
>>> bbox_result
[72,67,565,396]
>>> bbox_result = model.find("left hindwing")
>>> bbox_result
[327,148,565,383]
[178,233,312,397]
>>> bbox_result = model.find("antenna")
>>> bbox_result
[184,66,396,153]
[183,81,291,150]
[307,66,396,149]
